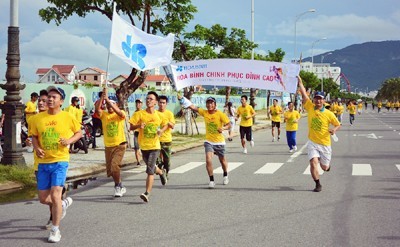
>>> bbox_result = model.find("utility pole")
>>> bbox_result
[0,0,26,165]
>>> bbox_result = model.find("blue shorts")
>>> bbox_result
[37,162,69,190]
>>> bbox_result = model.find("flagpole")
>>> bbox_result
[104,49,111,88]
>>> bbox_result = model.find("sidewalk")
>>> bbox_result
[0,110,272,192]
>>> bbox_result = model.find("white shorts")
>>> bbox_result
[307,140,332,166]
[228,116,235,131]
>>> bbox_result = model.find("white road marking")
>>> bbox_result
[303,165,324,175]
[396,165,400,172]
[214,162,243,174]
[169,162,204,174]
[254,163,284,174]
[352,164,372,176]
[287,144,307,163]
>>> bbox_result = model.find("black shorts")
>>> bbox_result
[239,126,252,141]
[272,121,281,128]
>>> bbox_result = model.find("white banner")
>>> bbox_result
[109,7,175,71]
[170,59,300,93]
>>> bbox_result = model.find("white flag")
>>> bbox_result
[109,7,175,71]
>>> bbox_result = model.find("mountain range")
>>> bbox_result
[304,40,400,91]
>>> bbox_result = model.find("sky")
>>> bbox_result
[1,0,400,82]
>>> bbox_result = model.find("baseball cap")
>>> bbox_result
[206,97,216,103]
[47,86,65,100]
[135,99,142,103]
[314,91,325,99]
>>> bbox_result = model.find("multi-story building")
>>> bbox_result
[78,67,108,86]
[36,65,79,84]
[300,62,341,85]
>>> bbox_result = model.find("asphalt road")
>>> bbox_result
[1,109,399,246]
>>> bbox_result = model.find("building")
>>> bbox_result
[36,65,78,84]
[78,67,108,86]
[300,62,341,85]
[110,74,147,89]
[145,75,171,92]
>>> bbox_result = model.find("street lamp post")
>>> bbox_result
[294,8,316,63]
[311,37,327,92]
[0,0,26,165]
[320,52,332,92]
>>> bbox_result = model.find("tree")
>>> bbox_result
[39,0,197,107]
[376,78,400,101]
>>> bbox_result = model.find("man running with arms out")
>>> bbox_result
[179,95,231,188]
[269,99,283,142]
[297,77,340,192]
[130,91,168,203]
[236,95,256,154]
[96,87,128,197]
[284,102,301,153]
[31,86,82,242]
[156,95,175,179]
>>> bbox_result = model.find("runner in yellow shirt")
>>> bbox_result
[395,101,399,112]
[96,87,127,197]
[336,102,344,124]
[64,97,82,123]
[25,92,39,127]
[347,101,356,125]
[283,102,300,152]
[156,95,175,179]
[377,101,382,113]
[298,77,340,192]
[385,101,391,112]
[179,95,231,189]
[357,101,363,115]
[31,86,82,243]
[130,91,169,203]
[236,95,256,154]
[269,99,283,142]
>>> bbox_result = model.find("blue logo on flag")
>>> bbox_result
[122,35,147,69]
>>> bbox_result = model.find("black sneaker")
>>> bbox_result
[159,169,168,186]
[140,193,149,202]
[313,184,322,192]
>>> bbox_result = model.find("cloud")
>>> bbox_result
[273,14,400,41]
[16,29,130,82]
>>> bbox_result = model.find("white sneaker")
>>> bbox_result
[45,220,52,230]
[243,148,247,154]
[48,229,61,243]
[223,176,229,185]
[272,137,275,142]
[289,149,294,153]
[114,186,126,197]
[294,146,298,151]
[250,140,255,147]
[61,197,73,220]
[208,181,215,189]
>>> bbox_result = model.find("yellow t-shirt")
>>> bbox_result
[337,105,344,115]
[25,101,37,122]
[27,114,39,171]
[198,108,229,144]
[378,102,382,108]
[347,105,356,114]
[30,111,81,164]
[357,103,363,109]
[386,102,391,107]
[99,110,126,147]
[237,104,255,127]
[269,105,282,122]
[158,110,175,143]
[284,110,300,131]
[64,105,82,123]
[331,103,338,114]
[395,102,400,107]
[304,99,340,146]
[129,110,167,151]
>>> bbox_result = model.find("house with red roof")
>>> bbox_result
[110,74,147,89]
[36,65,78,84]
[78,67,108,86]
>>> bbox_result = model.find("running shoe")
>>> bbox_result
[294,146,298,151]
[114,186,126,197]
[272,137,275,142]
[160,169,168,186]
[313,184,322,192]
[223,176,229,185]
[45,220,52,230]
[250,140,255,147]
[278,136,280,141]
[61,197,73,220]
[48,229,61,243]
[243,148,247,154]
[289,149,294,153]
[208,181,215,189]
[140,193,149,202]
